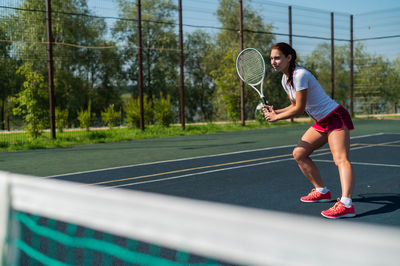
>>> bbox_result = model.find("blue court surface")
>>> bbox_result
[47,132,400,227]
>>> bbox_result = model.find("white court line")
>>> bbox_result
[313,160,400,168]
[45,144,296,178]
[308,139,400,159]
[104,138,400,189]
[45,132,386,178]
[102,158,295,189]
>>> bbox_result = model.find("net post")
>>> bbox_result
[0,172,10,265]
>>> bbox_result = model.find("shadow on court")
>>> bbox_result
[353,193,400,218]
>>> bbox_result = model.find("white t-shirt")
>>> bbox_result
[281,66,339,121]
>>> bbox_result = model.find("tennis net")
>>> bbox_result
[1,171,399,266]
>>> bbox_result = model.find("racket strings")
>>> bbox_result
[238,50,265,84]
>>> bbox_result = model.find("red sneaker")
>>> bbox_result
[300,189,331,202]
[321,199,356,219]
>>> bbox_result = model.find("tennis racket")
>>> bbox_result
[236,48,268,107]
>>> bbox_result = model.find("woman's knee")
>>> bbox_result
[292,147,308,162]
[332,155,351,167]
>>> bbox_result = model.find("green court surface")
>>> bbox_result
[1,119,399,266]
[0,119,399,177]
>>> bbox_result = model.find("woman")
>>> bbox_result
[263,42,355,219]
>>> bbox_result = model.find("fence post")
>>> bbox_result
[289,6,294,123]
[331,12,335,99]
[238,0,245,126]
[1,99,4,130]
[178,0,185,129]
[45,0,56,139]
[137,0,144,131]
[288,6,292,46]
[350,14,354,116]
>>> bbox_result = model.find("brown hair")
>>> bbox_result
[271,42,297,86]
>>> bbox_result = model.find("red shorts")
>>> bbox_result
[312,105,354,133]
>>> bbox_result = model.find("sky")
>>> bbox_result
[269,0,400,15]
[87,0,400,16]
[86,0,400,57]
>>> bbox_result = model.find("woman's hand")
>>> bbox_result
[263,105,278,122]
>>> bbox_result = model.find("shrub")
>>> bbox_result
[154,94,175,127]
[124,95,153,128]
[101,104,120,128]
[78,102,94,131]
[55,107,69,133]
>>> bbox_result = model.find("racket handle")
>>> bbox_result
[261,97,271,112]
[261,97,268,106]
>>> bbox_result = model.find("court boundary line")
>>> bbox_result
[101,158,296,189]
[88,141,376,187]
[102,139,400,189]
[88,153,296,186]
[313,159,400,168]
[44,143,298,178]
[45,132,385,178]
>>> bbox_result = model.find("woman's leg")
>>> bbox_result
[321,127,356,218]
[328,127,355,198]
[293,127,328,188]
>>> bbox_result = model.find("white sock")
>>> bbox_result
[316,187,329,194]
[340,197,352,207]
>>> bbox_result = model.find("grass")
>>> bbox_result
[0,120,309,152]
[3,113,397,152]
[357,114,400,120]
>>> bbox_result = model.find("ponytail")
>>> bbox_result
[287,60,296,87]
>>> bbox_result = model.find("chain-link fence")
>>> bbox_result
[0,0,399,136]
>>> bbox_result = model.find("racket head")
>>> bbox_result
[236,48,266,86]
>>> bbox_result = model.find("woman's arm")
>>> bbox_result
[274,95,296,114]
[265,89,307,122]
[263,94,294,114]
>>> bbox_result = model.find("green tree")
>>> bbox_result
[9,0,121,125]
[385,56,400,113]
[304,42,399,115]
[90,45,125,116]
[0,21,22,130]
[184,30,216,121]
[302,43,351,108]
[352,43,395,114]
[12,63,48,139]
[216,0,274,51]
[211,48,241,121]
[357,56,390,113]
[9,0,102,72]
[113,0,178,105]
[213,0,275,121]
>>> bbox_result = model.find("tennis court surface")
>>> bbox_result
[1,121,400,265]
[45,132,400,226]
